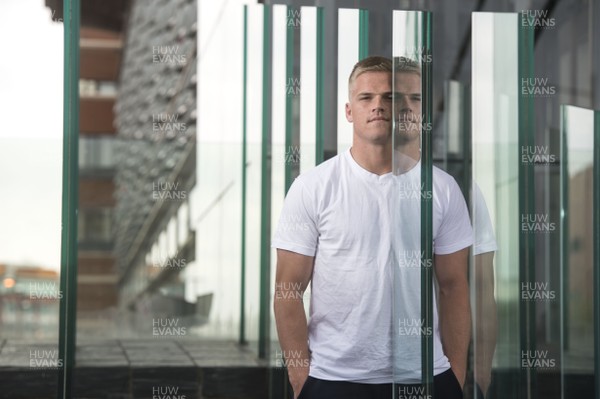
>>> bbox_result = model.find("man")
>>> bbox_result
[273,56,472,399]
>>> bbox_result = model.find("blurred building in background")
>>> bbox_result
[44,0,129,336]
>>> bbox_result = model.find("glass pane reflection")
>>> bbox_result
[0,2,64,397]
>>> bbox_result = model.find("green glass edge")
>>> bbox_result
[315,7,324,165]
[259,3,272,359]
[559,105,569,398]
[594,110,600,399]
[358,9,369,60]
[285,6,295,192]
[58,0,80,397]
[419,10,434,396]
[517,16,536,397]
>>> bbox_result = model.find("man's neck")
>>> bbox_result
[395,139,421,174]
[350,140,393,175]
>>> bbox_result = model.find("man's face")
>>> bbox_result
[345,71,393,146]
[394,72,422,144]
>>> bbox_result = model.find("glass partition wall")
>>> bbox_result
[560,105,599,399]
[472,13,522,399]
[472,11,599,399]
[392,10,435,398]
[0,1,69,398]
[2,1,598,398]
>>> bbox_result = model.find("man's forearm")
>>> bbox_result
[474,252,497,395]
[474,295,496,394]
[439,279,471,386]
[274,298,310,394]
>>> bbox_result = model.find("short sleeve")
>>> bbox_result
[434,177,474,255]
[271,177,319,257]
[472,182,498,255]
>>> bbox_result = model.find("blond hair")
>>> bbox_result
[394,56,421,76]
[348,56,420,95]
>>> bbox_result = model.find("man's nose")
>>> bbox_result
[396,96,412,114]
[372,95,386,112]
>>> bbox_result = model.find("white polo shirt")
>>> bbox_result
[272,148,473,383]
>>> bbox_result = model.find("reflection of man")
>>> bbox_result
[471,183,498,399]
[273,56,472,399]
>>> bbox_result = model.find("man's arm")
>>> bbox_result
[434,247,471,388]
[274,249,314,399]
[474,251,497,396]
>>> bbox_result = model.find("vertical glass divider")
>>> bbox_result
[315,7,324,165]
[259,4,273,359]
[58,0,80,397]
[420,11,434,397]
[285,6,295,192]
[594,110,600,399]
[462,87,471,193]
[358,9,369,60]
[559,106,569,399]
[240,4,248,346]
[518,20,536,398]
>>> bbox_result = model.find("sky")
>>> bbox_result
[0,0,64,271]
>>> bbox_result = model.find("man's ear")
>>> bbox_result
[345,103,353,123]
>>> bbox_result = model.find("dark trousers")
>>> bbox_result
[297,368,463,399]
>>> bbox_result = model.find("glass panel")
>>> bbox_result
[0,1,64,397]
[561,105,597,398]
[75,0,204,396]
[269,4,293,396]
[299,6,317,174]
[337,8,359,153]
[392,10,437,398]
[472,11,521,399]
